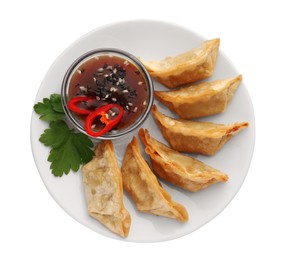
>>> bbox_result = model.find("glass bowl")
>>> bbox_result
[61,48,154,140]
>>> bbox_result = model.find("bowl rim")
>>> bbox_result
[61,47,154,140]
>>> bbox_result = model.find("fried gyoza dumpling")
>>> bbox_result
[152,105,249,155]
[81,140,131,238]
[121,137,188,222]
[140,38,220,88]
[139,129,228,192]
[155,75,242,119]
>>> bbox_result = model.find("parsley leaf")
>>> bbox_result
[34,94,65,122]
[50,94,64,113]
[39,121,94,177]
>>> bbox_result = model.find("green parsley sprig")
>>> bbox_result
[33,94,94,177]
[33,93,65,121]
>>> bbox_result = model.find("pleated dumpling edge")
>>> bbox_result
[151,104,249,155]
[154,75,242,119]
[140,38,220,88]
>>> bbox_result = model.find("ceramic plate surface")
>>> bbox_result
[31,20,255,242]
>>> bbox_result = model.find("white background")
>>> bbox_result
[1,0,283,259]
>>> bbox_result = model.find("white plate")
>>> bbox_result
[31,20,255,242]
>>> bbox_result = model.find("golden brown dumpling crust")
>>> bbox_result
[81,140,131,238]
[121,137,188,222]
[141,39,220,88]
[152,105,249,155]
[138,129,228,192]
[155,75,242,119]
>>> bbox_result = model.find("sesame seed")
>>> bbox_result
[124,60,129,66]
[111,112,116,117]
[110,87,118,92]
[104,74,109,77]
[112,98,117,102]
[126,105,129,110]
[133,107,138,112]
[95,56,100,60]
[105,94,109,99]
[128,102,133,106]
[143,100,147,106]
[93,77,96,82]
[96,96,100,101]
[91,124,96,130]
[77,69,82,74]
[79,86,87,92]
[138,81,143,85]
[113,68,117,73]
[122,89,129,93]
[107,65,113,70]
[97,68,103,72]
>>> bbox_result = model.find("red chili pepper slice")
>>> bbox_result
[67,96,95,115]
[85,104,124,137]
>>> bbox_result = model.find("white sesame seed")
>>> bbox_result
[112,98,117,102]
[116,81,120,85]
[79,86,87,92]
[143,100,147,106]
[97,68,103,72]
[122,89,129,93]
[118,78,123,83]
[138,81,143,85]
[107,65,113,70]
[126,105,129,110]
[105,94,109,99]
[128,102,133,106]
[77,69,82,74]
[91,124,96,129]
[113,68,117,73]
[93,77,96,82]
[124,60,129,65]
[104,74,109,77]
[133,107,138,112]
[110,87,118,92]
[96,96,100,101]
[95,56,100,60]
[111,112,116,117]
